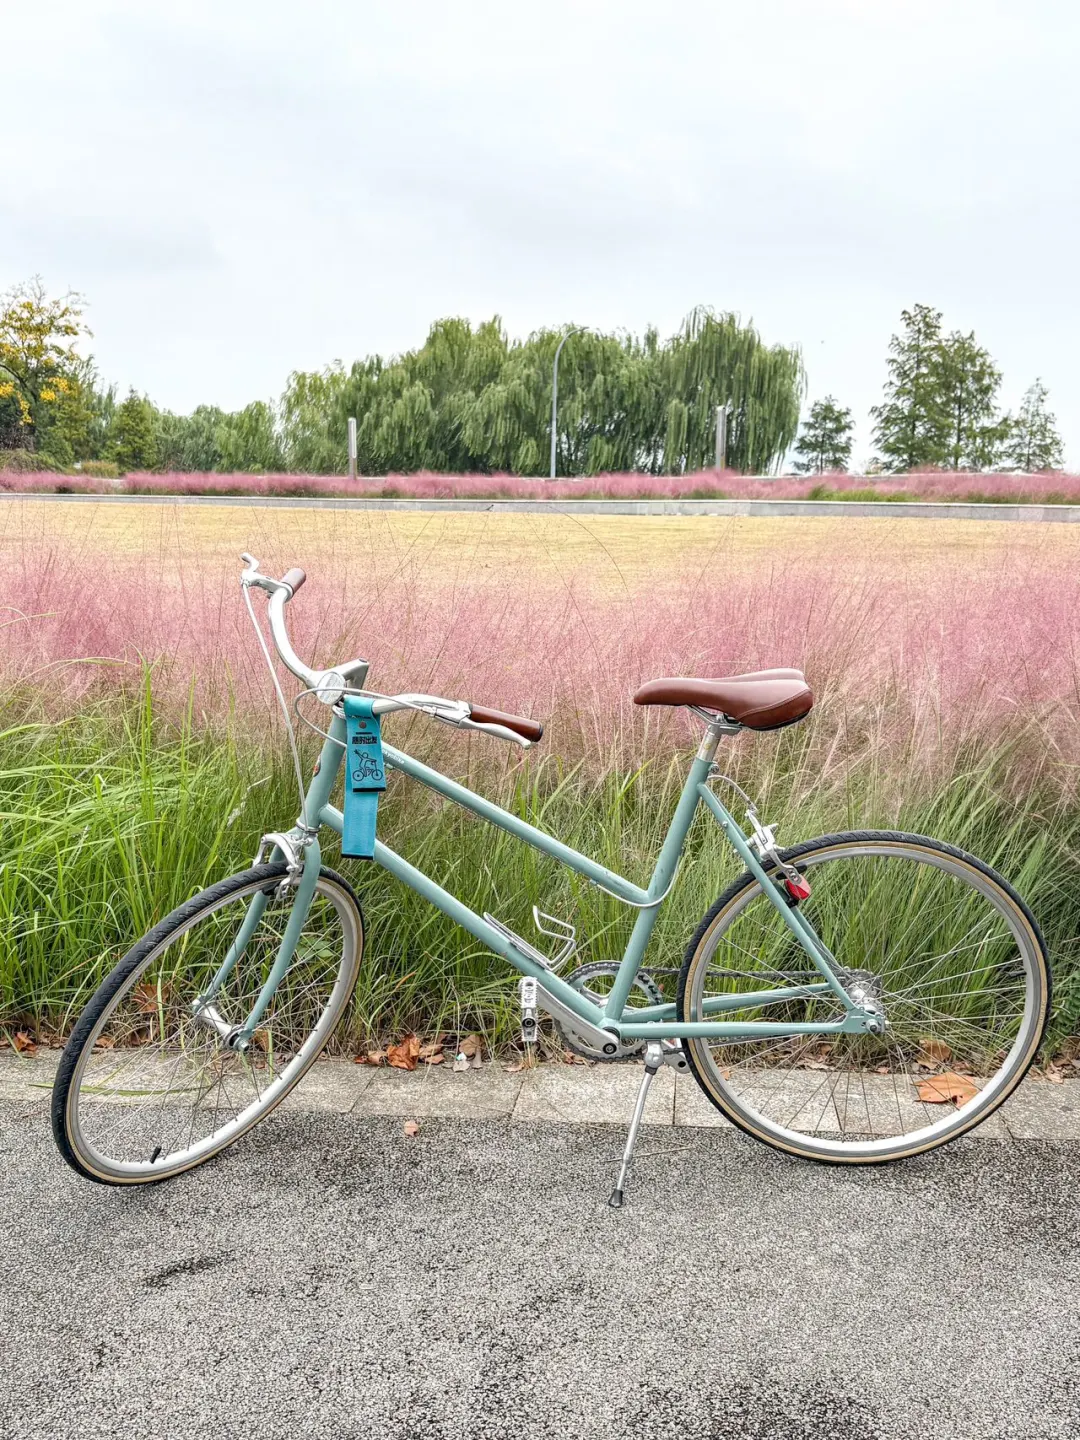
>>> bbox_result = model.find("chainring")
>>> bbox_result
[555,962,665,1062]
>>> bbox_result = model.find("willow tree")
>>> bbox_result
[281,307,803,476]
[657,308,804,474]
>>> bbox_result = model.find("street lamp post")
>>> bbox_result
[550,327,584,479]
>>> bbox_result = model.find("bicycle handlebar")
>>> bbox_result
[240,554,540,748]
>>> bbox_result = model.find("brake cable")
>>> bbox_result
[242,582,309,830]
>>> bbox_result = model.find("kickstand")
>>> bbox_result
[609,1042,664,1209]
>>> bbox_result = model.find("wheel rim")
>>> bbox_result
[66,874,361,1181]
[683,840,1046,1159]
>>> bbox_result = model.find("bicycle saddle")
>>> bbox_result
[632,668,813,730]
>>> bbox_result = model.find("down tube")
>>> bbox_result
[318,803,615,1031]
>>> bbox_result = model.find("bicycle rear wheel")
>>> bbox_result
[52,863,363,1184]
[677,831,1049,1162]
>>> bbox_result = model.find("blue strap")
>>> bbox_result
[341,696,386,860]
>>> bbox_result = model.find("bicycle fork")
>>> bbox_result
[191,831,322,1049]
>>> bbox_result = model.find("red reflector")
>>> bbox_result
[784,874,812,901]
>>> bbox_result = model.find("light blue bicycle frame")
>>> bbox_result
[226,713,878,1046]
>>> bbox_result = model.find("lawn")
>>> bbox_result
[2,500,1078,1055]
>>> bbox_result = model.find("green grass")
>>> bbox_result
[3,683,1077,1057]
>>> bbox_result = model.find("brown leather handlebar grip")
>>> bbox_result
[281,567,306,595]
[469,705,544,744]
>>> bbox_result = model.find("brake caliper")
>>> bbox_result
[745,806,810,904]
[783,872,812,903]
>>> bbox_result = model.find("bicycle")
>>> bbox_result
[52,554,1051,1204]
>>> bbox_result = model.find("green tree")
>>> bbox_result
[108,390,159,472]
[0,277,91,453]
[33,357,102,467]
[216,401,285,471]
[870,304,951,471]
[153,400,286,472]
[1005,379,1064,471]
[792,396,854,473]
[155,405,228,471]
[281,308,804,477]
[936,330,1008,470]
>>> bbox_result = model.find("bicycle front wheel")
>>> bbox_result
[52,863,363,1185]
[677,831,1050,1162]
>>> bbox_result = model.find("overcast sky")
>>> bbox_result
[5,0,1078,467]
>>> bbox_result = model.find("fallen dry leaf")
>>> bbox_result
[252,1028,270,1052]
[1044,1064,1065,1085]
[798,1043,835,1071]
[132,983,157,1014]
[419,1039,444,1062]
[422,1053,444,1065]
[918,1037,952,1065]
[916,1071,979,1106]
[403,1119,420,1138]
[92,1034,115,1051]
[560,1051,589,1065]
[12,1030,36,1055]
[131,982,173,1015]
[503,1053,539,1073]
[458,1033,483,1059]
[387,1034,421,1071]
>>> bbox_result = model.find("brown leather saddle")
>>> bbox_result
[633,668,813,731]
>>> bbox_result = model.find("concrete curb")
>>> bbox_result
[4,492,1080,522]
[3,1053,1077,1140]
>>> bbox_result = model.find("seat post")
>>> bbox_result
[693,713,736,766]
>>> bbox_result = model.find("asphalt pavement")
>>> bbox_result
[2,1090,1078,1440]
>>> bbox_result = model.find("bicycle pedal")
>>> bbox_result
[518,976,539,1046]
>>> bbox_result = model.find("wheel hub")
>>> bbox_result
[842,968,888,1033]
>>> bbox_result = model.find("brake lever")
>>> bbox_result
[423,705,531,748]
[240,552,285,595]
[458,718,532,748]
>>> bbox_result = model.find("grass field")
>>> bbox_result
[6,495,1068,575]
[2,500,1078,1056]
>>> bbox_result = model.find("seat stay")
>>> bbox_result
[696,783,855,1009]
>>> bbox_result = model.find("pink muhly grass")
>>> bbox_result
[4,468,1080,503]
[3,531,1078,803]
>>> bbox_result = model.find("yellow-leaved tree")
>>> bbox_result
[0,277,91,457]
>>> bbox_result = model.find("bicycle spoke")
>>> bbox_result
[64,871,360,1181]
[684,838,1044,1157]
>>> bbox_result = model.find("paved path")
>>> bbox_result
[7,491,1080,522]
[4,1052,1079,1139]
[3,1059,1079,1439]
